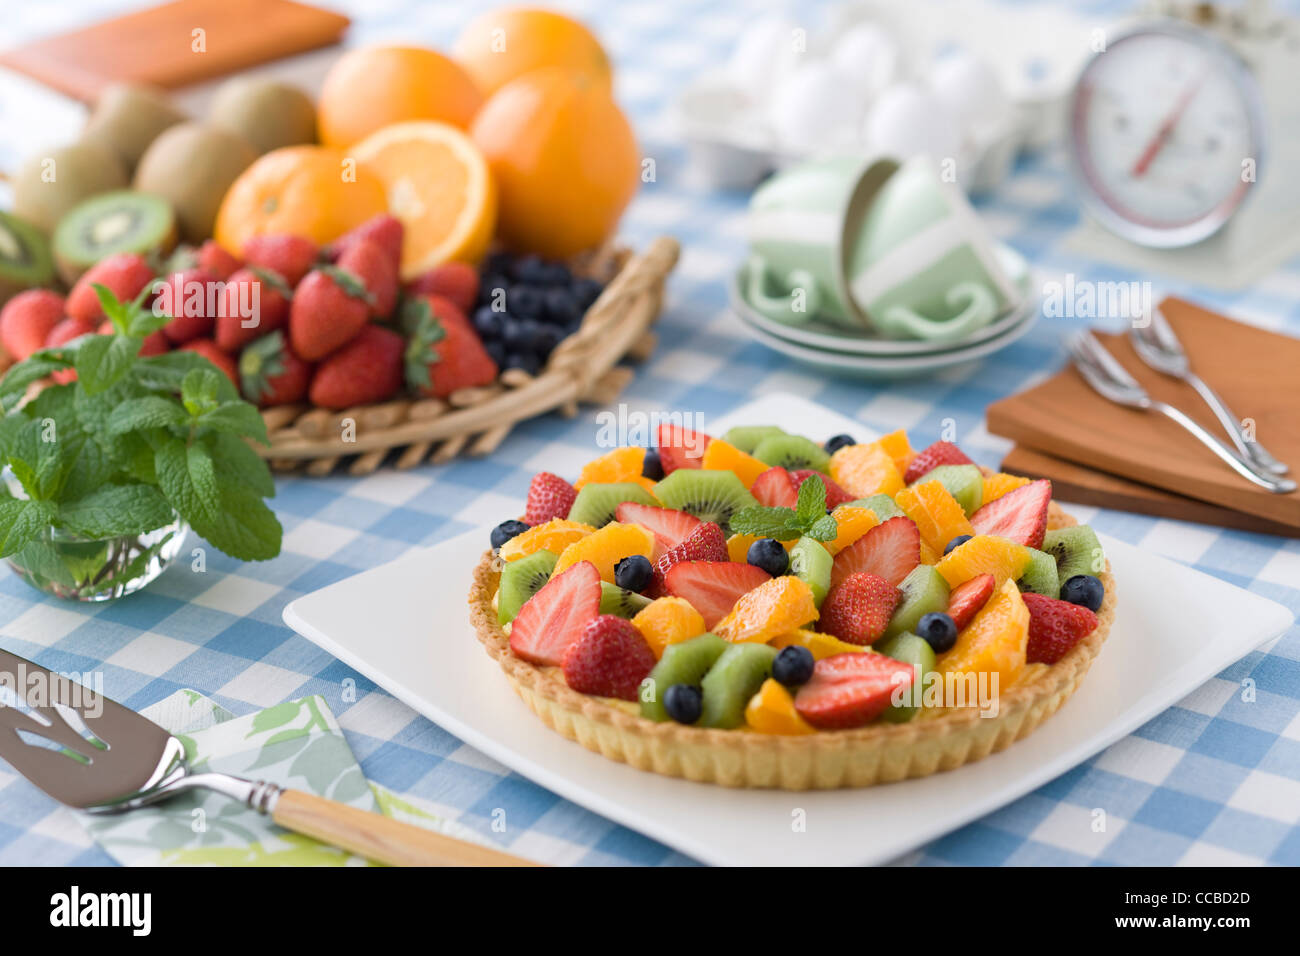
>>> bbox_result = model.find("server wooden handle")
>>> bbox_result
[272,788,540,867]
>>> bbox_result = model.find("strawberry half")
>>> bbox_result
[651,521,728,594]
[525,472,577,525]
[795,652,917,729]
[561,614,657,700]
[830,515,920,590]
[752,466,799,508]
[969,478,1051,550]
[615,502,701,558]
[664,560,771,628]
[947,573,995,631]
[904,441,974,484]
[509,560,602,667]
[1024,591,1098,664]
[819,571,900,645]
[791,469,854,508]
[656,422,711,473]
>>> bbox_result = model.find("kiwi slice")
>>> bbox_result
[751,434,831,473]
[1043,525,1105,582]
[85,83,188,173]
[653,469,757,530]
[642,632,728,722]
[875,632,935,723]
[0,212,56,306]
[721,425,786,455]
[53,190,177,284]
[883,564,950,641]
[789,536,833,606]
[567,482,656,527]
[497,549,559,624]
[699,643,777,729]
[849,494,904,520]
[599,581,652,619]
[1017,547,1060,598]
[912,464,983,516]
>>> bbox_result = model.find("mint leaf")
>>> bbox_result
[0,498,54,557]
[728,505,801,540]
[196,402,269,445]
[186,441,219,518]
[807,513,840,542]
[181,368,222,415]
[189,484,282,561]
[155,437,216,525]
[75,333,141,395]
[0,355,74,410]
[136,351,240,402]
[211,432,275,497]
[795,475,826,524]
[57,483,174,538]
[108,396,187,434]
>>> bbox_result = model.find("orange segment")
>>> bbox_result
[351,121,497,277]
[895,480,975,555]
[935,578,1028,704]
[935,534,1031,590]
[632,597,706,659]
[726,533,795,563]
[825,506,879,555]
[700,439,768,489]
[745,679,816,735]
[982,472,1031,504]
[770,629,868,660]
[715,576,818,644]
[552,522,654,582]
[829,444,905,499]
[919,539,942,565]
[574,446,645,490]
[870,429,916,475]
[499,518,595,561]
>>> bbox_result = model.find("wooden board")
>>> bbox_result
[0,0,349,103]
[987,296,1300,531]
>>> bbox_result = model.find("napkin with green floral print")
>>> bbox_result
[75,689,489,866]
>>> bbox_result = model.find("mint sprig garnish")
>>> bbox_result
[728,475,840,543]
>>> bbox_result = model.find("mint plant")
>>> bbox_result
[728,475,840,542]
[0,285,281,597]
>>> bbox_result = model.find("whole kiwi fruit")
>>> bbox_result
[133,122,257,243]
[84,82,188,173]
[207,77,317,155]
[11,138,128,234]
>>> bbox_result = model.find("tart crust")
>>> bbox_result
[468,503,1115,789]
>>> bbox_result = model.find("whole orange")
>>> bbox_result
[316,46,484,147]
[453,7,611,97]
[213,145,388,253]
[471,68,639,258]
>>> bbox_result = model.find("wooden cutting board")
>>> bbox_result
[987,296,1300,530]
[0,0,349,103]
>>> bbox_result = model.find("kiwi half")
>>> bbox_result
[883,564,950,641]
[752,434,831,473]
[1017,547,1060,597]
[567,482,656,527]
[599,581,652,618]
[497,549,559,624]
[653,469,758,531]
[0,212,56,307]
[789,536,832,606]
[642,633,728,722]
[53,190,177,283]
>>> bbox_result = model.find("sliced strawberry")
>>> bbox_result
[791,469,854,508]
[651,521,728,595]
[663,560,771,628]
[819,572,900,645]
[509,561,601,667]
[656,422,711,474]
[830,515,920,590]
[794,652,917,729]
[904,441,974,484]
[615,502,701,558]
[751,466,799,508]
[561,615,657,700]
[1024,592,1099,665]
[969,478,1051,550]
[947,573,994,631]
[525,472,577,525]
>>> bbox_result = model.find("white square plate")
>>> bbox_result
[283,395,1294,866]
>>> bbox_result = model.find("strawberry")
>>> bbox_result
[46,317,98,383]
[795,652,917,729]
[242,234,318,287]
[1,289,65,361]
[406,262,479,313]
[663,560,770,628]
[751,466,799,508]
[614,502,701,558]
[215,267,291,352]
[179,339,238,384]
[651,521,728,594]
[969,478,1052,550]
[337,237,397,319]
[561,614,657,700]
[97,320,168,356]
[791,469,854,508]
[510,560,602,666]
[656,423,711,473]
[325,214,403,273]
[820,571,900,645]
[904,440,975,484]
[830,515,921,590]
[239,331,312,407]
[66,253,154,323]
[947,573,995,631]
[197,240,242,280]
[308,325,404,409]
[157,268,219,344]
[1023,591,1099,665]
[402,295,498,398]
[525,471,577,525]
[289,266,371,361]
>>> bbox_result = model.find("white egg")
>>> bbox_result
[770,61,866,150]
[830,22,898,102]
[728,16,809,103]
[863,83,961,160]
[930,51,1010,133]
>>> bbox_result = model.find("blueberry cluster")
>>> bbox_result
[473,253,605,375]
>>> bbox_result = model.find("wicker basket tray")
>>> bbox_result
[256,236,680,476]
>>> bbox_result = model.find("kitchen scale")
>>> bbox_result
[1064,1,1300,287]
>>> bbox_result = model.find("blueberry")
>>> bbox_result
[824,433,856,454]
[614,554,653,593]
[490,519,529,550]
[944,534,973,555]
[472,306,506,339]
[642,447,664,480]
[508,253,544,281]
[478,273,509,305]
[663,684,703,724]
[1061,574,1104,612]
[917,612,958,653]
[533,324,564,357]
[542,286,580,325]
[772,645,815,687]
[484,340,507,366]
[507,283,546,319]
[747,537,789,576]
[571,277,603,310]
[503,317,545,352]
[505,351,541,375]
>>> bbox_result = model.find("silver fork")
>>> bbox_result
[1067,330,1296,495]
[1131,307,1289,475]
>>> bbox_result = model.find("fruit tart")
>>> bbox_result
[468,424,1116,789]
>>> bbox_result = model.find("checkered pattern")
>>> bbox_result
[0,0,1298,866]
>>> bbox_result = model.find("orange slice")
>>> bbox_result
[715,576,818,644]
[829,444,905,499]
[745,679,816,735]
[499,519,595,561]
[631,597,706,658]
[895,480,975,555]
[770,629,868,660]
[574,446,645,490]
[700,439,769,489]
[825,505,879,555]
[552,522,654,582]
[935,578,1029,704]
[870,429,916,475]
[982,472,1031,505]
[934,534,1031,590]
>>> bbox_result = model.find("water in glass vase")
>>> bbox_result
[7,516,188,602]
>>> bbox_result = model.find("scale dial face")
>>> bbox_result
[1069,22,1264,248]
